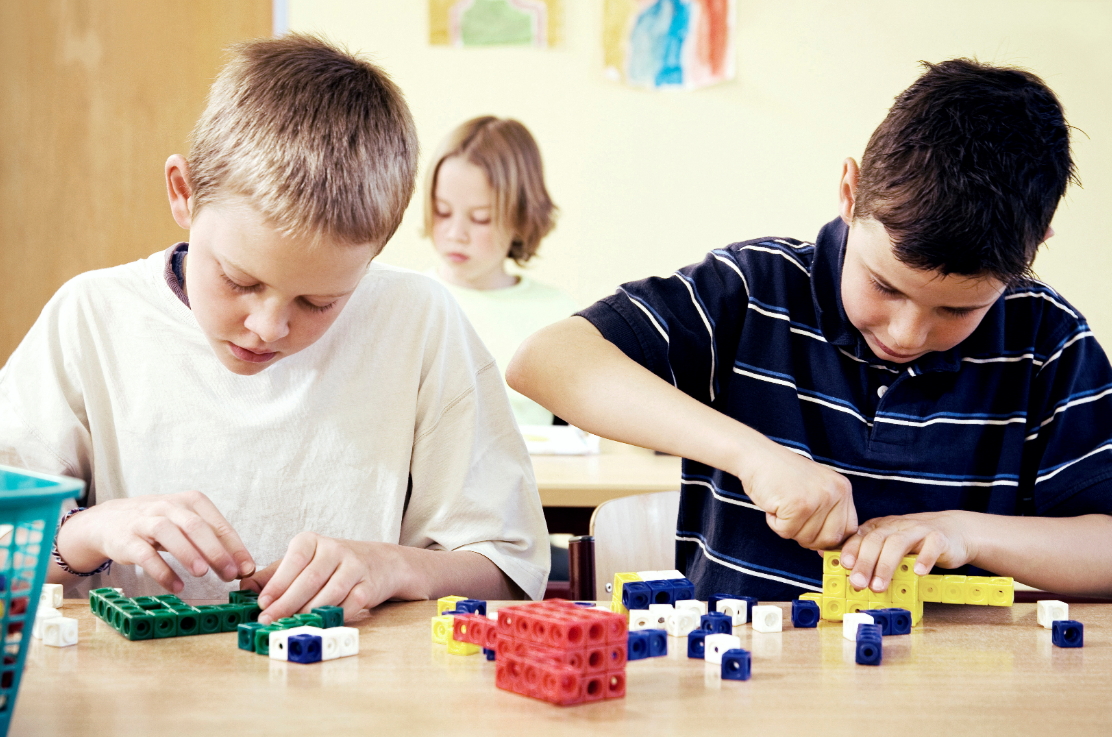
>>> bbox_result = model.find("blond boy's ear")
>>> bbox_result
[165,154,194,230]
[838,157,860,226]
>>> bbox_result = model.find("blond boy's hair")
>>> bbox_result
[424,117,556,265]
[188,34,418,249]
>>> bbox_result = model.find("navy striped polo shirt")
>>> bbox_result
[578,217,1112,600]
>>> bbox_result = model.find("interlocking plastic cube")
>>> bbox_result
[882,608,911,635]
[1038,600,1069,629]
[1051,620,1084,648]
[293,612,324,629]
[238,622,265,651]
[798,592,823,605]
[321,627,359,659]
[861,609,892,636]
[287,633,323,664]
[721,648,752,681]
[665,608,700,637]
[716,599,748,626]
[823,574,847,598]
[437,595,466,615]
[891,578,918,608]
[843,612,875,641]
[687,630,707,659]
[645,579,675,605]
[893,555,919,580]
[707,594,734,614]
[455,599,488,616]
[699,612,732,634]
[855,636,882,666]
[846,585,870,603]
[254,625,281,656]
[311,605,345,628]
[823,550,847,574]
[39,583,63,609]
[675,599,707,616]
[964,576,991,606]
[941,575,966,604]
[671,578,696,602]
[704,633,742,665]
[621,581,652,610]
[627,629,665,659]
[988,577,1015,607]
[750,605,782,633]
[919,574,943,602]
[42,617,78,648]
[821,596,846,622]
[791,599,820,628]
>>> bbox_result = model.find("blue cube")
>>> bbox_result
[287,633,323,664]
[646,579,675,605]
[671,578,696,602]
[884,608,911,635]
[622,581,652,610]
[721,648,751,680]
[644,629,668,657]
[700,612,732,634]
[483,647,496,661]
[455,599,487,616]
[862,609,892,636]
[708,594,734,614]
[736,596,759,621]
[855,637,882,665]
[687,630,707,659]
[628,630,652,661]
[791,600,820,628]
[1052,620,1084,648]
[857,623,882,641]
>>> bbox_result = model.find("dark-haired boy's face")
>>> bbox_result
[841,218,1006,363]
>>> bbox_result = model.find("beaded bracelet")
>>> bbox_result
[51,507,112,576]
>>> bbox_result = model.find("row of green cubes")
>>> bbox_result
[236,605,344,657]
[89,587,264,641]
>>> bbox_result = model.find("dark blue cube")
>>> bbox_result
[644,629,668,657]
[1052,620,1084,648]
[622,581,652,610]
[708,594,734,614]
[862,609,892,636]
[646,579,675,605]
[791,600,820,628]
[687,630,707,659]
[721,648,751,680]
[857,623,882,641]
[700,612,732,634]
[455,599,487,616]
[736,596,759,621]
[855,637,882,665]
[671,578,696,602]
[287,634,323,664]
[483,647,496,661]
[627,630,652,661]
[884,608,911,635]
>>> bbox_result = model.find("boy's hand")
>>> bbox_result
[242,533,398,624]
[739,443,858,550]
[55,491,255,593]
[838,511,976,592]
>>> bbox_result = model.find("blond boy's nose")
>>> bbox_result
[245,304,290,344]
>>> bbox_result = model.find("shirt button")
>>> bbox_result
[877,385,888,398]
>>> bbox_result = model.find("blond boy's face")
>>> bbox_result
[183,198,375,375]
[840,218,1006,364]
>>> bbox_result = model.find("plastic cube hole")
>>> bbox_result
[830,556,840,568]
[566,624,582,644]
[654,592,670,604]
[630,638,647,657]
[587,623,604,641]
[860,643,878,658]
[588,650,603,668]
[1063,626,1081,644]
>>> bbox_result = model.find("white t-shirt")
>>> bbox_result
[0,250,549,600]
[429,272,578,425]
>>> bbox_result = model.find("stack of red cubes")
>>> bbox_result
[452,600,628,705]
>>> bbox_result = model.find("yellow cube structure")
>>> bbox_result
[964,576,992,606]
[611,572,642,615]
[893,555,919,580]
[431,614,455,645]
[823,574,847,598]
[988,577,1015,606]
[846,601,869,614]
[799,592,823,604]
[941,575,967,604]
[823,550,848,575]
[846,585,870,602]
[909,599,924,625]
[919,575,943,602]
[891,577,919,608]
[822,596,847,622]
[447,637,480,656]
[437,595,466,615]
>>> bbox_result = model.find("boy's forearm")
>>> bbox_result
[964,512,1112,596]
[368,543,522,602]
[507,317,776,480]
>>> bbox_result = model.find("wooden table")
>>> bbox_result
[532,440,682,508]
[16,600,1112,735]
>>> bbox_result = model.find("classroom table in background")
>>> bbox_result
[16,600,1112,735]
[531,439,682,508]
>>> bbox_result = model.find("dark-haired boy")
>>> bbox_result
[508,59,1112,600]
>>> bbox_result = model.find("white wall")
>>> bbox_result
[289,1,1112,339]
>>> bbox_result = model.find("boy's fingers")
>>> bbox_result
[240,561,280,592]
[305,558,365,612]
[163,506,240,581]
[141,516,209,578]
[182,492,256,577]
[339,581,378,621]
[263,554,341,623]
[128,541,185,593]
[256,534,321,621]
[915,531,947,574]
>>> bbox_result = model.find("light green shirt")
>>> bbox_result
[429,272,578,425]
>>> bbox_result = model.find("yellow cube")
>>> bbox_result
[823,550,847,575]
[893,555,920,580]
[611,597,628,616]
[988,577,1015,607]
[799,592,823,604]
[868,586,892,605]
[436,596,466,615]
[847,585,870,602]
[821,596,847,622]
[941,575,967,604]
[447,637,480,656]
[919,575,943,602]
[964,576,992,606]
[891,577,919,608]
[846,601,868,614]
[823,574,847,598]
[612,572,642,611]
[431,614,454,645]
[909,599,924,625]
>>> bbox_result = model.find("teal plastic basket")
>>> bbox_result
[0,465,83,735]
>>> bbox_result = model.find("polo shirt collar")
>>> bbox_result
[810,217,963,374]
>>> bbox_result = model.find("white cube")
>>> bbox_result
[647,603,673,627]
[675,599,707,616]
[751,605,783,633]
[843,612,876,641]
[42,617,78,647]
[704,633,742,665]
[269,626,325,661]
[1037,600,1069,629]
[39,584,63,609]
[717,599,749,626]
[32,607,63,639]
[323,626,359,658]
[628,610,655,630]
[658,570,686,580]
[636,570,664,581]
[665,609,700,637]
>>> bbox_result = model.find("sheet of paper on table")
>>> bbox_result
[519,425,601,455]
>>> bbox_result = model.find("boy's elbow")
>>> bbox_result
[505,338,536,395]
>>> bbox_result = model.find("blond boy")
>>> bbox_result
[0,35,548,622]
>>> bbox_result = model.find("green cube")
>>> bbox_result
[150,609,179,638]
[132,596,163,610]
[194,605,222,634]
[238,622,266,651]
[228,589,260,605]
[254,625,281,656]
[237,603,262,623]
[293,613,323,628]
[120,611,155,641]
[275,617,301,630]
[175,609,201,636]
[216,604,244,632]
[311,606,344,629]
[154,594,183,606]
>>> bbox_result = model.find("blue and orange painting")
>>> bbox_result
[604,0,734,90]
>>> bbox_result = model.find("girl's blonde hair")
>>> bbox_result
[424,117,556,265]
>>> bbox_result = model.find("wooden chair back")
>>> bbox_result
[588,490,681,601]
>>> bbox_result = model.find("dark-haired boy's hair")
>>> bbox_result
[855,58,1077,283]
